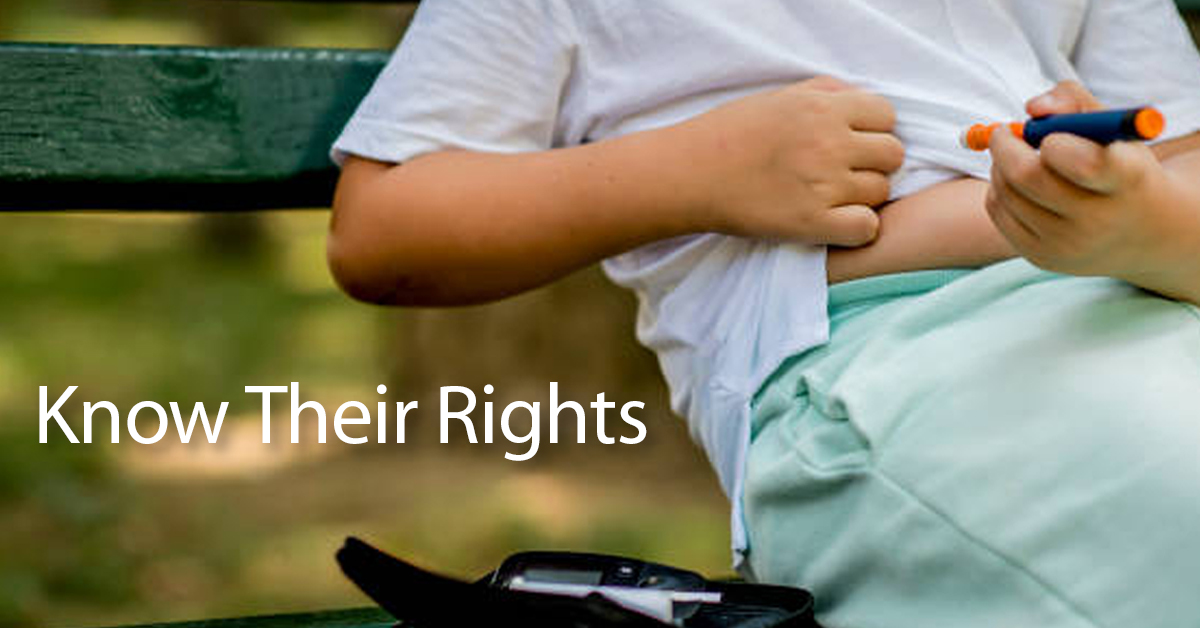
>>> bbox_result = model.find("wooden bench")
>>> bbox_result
[5,0,1200,212]
[2,1,1199,627]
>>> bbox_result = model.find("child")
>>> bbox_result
[328,1,1200,625]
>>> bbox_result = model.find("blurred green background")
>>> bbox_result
[0,2,729,627]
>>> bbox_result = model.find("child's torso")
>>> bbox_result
[594,0,1092,429]
[560,0,1087,192]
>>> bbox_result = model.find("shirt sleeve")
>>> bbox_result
[1072,0,1200,141]
[331,0,577,166]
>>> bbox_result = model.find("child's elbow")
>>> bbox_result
[326,159,421,306]
[326,227,392,306]
[326,206,437,307]
[327,155,490,307]
[326,231,457,306]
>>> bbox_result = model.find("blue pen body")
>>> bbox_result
[1023,108,1149,148]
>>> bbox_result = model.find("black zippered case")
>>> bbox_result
[336,537,822,628]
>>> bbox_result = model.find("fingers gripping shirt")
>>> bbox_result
[332,0,1200,567]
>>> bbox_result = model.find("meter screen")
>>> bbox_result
[520,568,605,586]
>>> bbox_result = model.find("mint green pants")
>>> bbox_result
[744,259,1200,628]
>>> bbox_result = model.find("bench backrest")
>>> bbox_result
[0,43,390,211]
[3,0,1199,212]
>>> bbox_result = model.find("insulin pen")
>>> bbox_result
[961,106,1165,151]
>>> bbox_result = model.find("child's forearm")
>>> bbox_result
[826,178,1016,284]
[328,124,714,306]
[1133,136,1200,304]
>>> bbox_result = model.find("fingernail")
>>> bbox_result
[1031,94,1058,110]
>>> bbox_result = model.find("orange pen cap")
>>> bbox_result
[1134,107,1165,140]
[962,122,1025,151]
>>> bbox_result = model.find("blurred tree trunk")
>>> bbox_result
[189,2,280,260]
[384,266,701,466]
[88,0,120,17]
[196,1,278,49]
[0,0,25,37]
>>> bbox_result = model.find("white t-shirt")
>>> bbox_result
[332,0,1200,566]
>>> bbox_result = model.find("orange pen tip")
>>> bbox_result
[962,122,1024,151]
[962,123,996,151]
[1134,107,1165,140]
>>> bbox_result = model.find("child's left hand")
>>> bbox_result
[986,81,1200,302]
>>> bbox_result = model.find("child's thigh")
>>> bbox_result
[745,259,1200,628]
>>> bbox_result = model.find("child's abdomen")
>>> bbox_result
[826,178,1015,284]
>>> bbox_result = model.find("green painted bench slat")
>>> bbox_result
[0,43,387,211]
[109,608,394,628]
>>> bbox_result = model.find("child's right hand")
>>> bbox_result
[684,76,905,247]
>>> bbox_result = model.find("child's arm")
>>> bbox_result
[825,178,1016,284]
[987,81,1200,305]
[328,78,904,306]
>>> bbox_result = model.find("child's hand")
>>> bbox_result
[986,81,1200,300]
[686,76,905,247]
[1024,80,1101,117]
